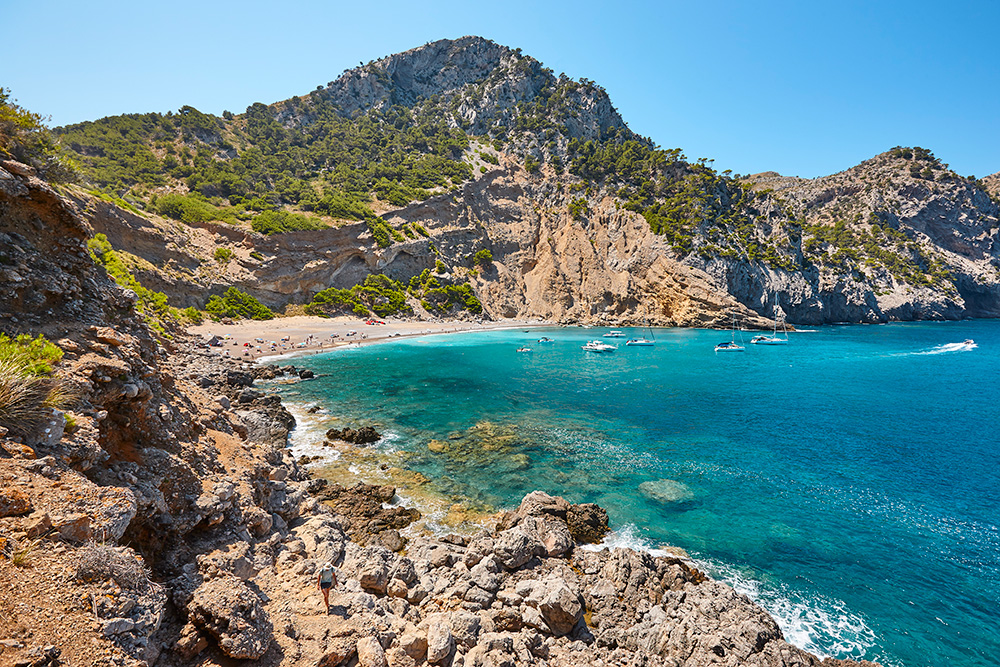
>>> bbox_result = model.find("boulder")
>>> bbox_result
[398,629,427,662]
[326,426,382,444]
[225,369,254,387]
[566,503,609,544]
[425,622,454,664]
[186,576,273,660]
[520,515,573,557]
[173,623,209,660]
[315,637,357,667]
[492,527,544,570]
[52,512,92,542]
[356,636,387,667]
[538,583,584,636]
[0,488,32,517]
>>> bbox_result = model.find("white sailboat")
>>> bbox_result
[715,314,745,352]
[626,319,656,346]
[750,310,789,345]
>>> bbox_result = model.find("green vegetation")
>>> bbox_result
[251,209,328,235]
[154,192,240,225]
[0,333,63,376]
[181,306,203,324]
[87,233,178,332]
[213,247,233,263]
[55,97,474,245]
[802,214,953,287]
[306,271,482,318]
[205,287,274,320]
[0,87,77,182]
[568,198,589,220]
[0,334,72,437]
[473,249,493,266]
[306,274,411,318]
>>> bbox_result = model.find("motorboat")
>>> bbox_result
[516,346,533,353]
[963,339,975,346]
[582,340,617,352]
[537,337,555,344]
[603,330,626,338]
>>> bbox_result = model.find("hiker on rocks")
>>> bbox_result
[317,561,338,612]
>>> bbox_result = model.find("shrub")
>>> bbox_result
[3,537,41,567]
[213,247,233,263]
[568,198,589,220]
[473,249,493,266]
[181,306,203,324]
[205,287,273,320]
[0,87,77,182]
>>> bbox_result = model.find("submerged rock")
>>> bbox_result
[639,478,695,504]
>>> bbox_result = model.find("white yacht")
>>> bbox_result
[603,330,626,338]
[582,340,617,352]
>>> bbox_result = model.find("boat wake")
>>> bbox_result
[918,341,977,355]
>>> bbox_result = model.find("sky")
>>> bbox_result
[3,0,998,179]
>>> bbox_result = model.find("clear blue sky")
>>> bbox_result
[3,0,998,179]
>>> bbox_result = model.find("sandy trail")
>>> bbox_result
[187,315,548,361]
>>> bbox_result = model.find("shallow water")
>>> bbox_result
[272,322,1000,667]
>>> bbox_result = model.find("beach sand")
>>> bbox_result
[187,315,547,361]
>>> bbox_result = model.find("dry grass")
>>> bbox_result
[0,357,75,436]
[2,537,41,567]
[75,541,155,592]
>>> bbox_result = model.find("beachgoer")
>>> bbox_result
[317,561,337,612]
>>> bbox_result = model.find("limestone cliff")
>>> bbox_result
[711,151,1000,322]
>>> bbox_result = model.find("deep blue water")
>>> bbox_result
[272,322,1000,667]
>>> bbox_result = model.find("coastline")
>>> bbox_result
[187,315,550,361]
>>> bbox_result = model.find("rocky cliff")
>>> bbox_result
[705,151,1000,323]
[1,160,884,666]
[55,37,1000,327]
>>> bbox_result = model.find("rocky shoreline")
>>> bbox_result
[0,158,879,667]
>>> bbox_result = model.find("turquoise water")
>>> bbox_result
[273,322,1000,667]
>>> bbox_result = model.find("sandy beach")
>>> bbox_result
[186,315,548,361]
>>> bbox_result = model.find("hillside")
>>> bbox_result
[50,37,1000,325]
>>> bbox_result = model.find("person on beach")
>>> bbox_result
[317,561,337,612]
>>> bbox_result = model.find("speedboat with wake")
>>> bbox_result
[537,337,555,344]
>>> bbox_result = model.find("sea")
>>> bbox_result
[266,321,1000,667]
